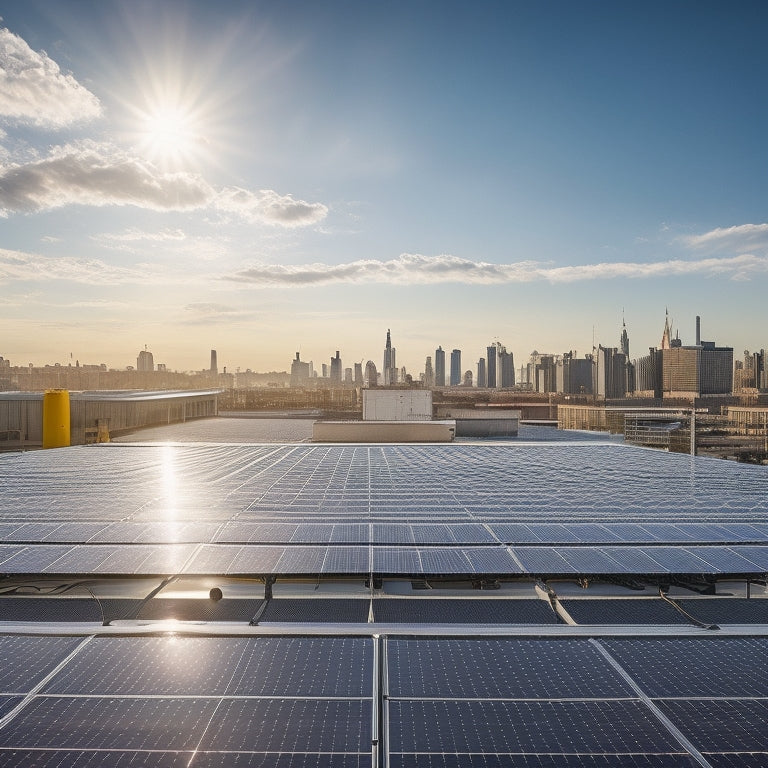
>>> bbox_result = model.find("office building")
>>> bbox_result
[423,356,434,388]
[364,360,378,387]
[290,352,311,386]
[486,344,497,388]
[449,349,461,386]
[477,358,487,388]
[354,362,363,387]
[383,329,397,385]
[434,346,445,387]
[210,349,218,376]
[330,351,342,383]
[557,352,594,395]
[136,348,154,372]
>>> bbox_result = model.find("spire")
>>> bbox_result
[661,309,672,350]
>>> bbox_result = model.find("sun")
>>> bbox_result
[137,103,203,167]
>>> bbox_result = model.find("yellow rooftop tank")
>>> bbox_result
[42,389,71,449]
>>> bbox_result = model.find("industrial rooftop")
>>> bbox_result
[1,430,767,766]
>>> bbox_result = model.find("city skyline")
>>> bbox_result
[1,1,767,371]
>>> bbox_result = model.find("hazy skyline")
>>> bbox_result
[1,0,767,373]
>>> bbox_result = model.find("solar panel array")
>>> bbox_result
[0,635,375,766]
[385,636,768,766]
[2,443,768,577]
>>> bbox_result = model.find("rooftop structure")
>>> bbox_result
[1,432,767,763]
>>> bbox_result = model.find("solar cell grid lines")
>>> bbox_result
[388,700,683,754]
[601,637,768,697]
[387,638,634,699]
[0,636,82,692]
[43,636,373,697]
[386,756,701,768]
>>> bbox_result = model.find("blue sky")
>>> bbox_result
[1,0,766,374]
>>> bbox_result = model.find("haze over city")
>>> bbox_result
[1,0,767,372]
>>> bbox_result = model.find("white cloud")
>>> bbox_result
[215,187,329,227]
[0,247,164,285]
[0,142,214,214]
[0,28,102,128]
[680,223,768,251]
[183,302,258,324]
[92,228,188,243]
[225,252,768,287]
[0,142,328,227]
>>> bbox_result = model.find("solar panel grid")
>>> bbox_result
[601,638,768,698]
[387,756,700,768]
[656,700,768,752]
[387,638,634,699]
[559,599,690,625]
[388,700,683,754]
[43,636,372,697]
[677,598,768,625]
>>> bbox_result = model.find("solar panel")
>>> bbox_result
[257,599,371,625]
[0,697,219,750]
[387,700,683,754]
[601,637,768,697]
[43,636,372,697]
[199,699,372,752]
[657,699,768,752]
[0,636,83,693]
[373,599,557,625]
[559,599,691,625]
[386,755,700,768]
[387,638,633,699]
[0,750,195,768]
[676,598,768,625]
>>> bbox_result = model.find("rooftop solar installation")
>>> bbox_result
[3,443,768,577]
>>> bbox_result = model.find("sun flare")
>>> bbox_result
[137,104,203,166]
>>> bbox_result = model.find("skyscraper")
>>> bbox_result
[210,349,218,376]
[620,318,629,358]
[477,358,487,388]
[434,347,445,387]
[423,356,435,388]
[137,347,154,372]
[486,345,497,388]
[330,351,342,383]
[450,349,461,386]
[383,329,397,385]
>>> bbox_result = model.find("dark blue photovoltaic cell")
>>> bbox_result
[373,599,557,625]
[387,755,701,768]
[681,547,766,573]
[0,697,219,750]
[0,750,195,767]
[388,700,682,753]
[677,598,768,625]
[418,549,471,573]
[555,548,628,572]
[321,546,370,572]
[601,637,768,697]
[200,699,372,752]
[193,755,370,768]
[0,636,82,692]
[657,700,768,752]
[44,636,372,697]
[705,755,768,768]
[511,548,579,573]
[257,599,370,624]
[387,638,633,699]
[372,547,421,572]
[0,697,23,719]
[559,599,690,625]
[463,548,524,572]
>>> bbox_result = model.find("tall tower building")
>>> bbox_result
[210,349,218,376]
[330,351,342,383]
[620,318,629,358]
[486,345,497,388]
[137,347,154,372]
[434,346,445,387]
[450,349,462,386]
[423,356,435,388]
[383,329,397,385]
[477,358,487,388]
[660,310,672,351]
